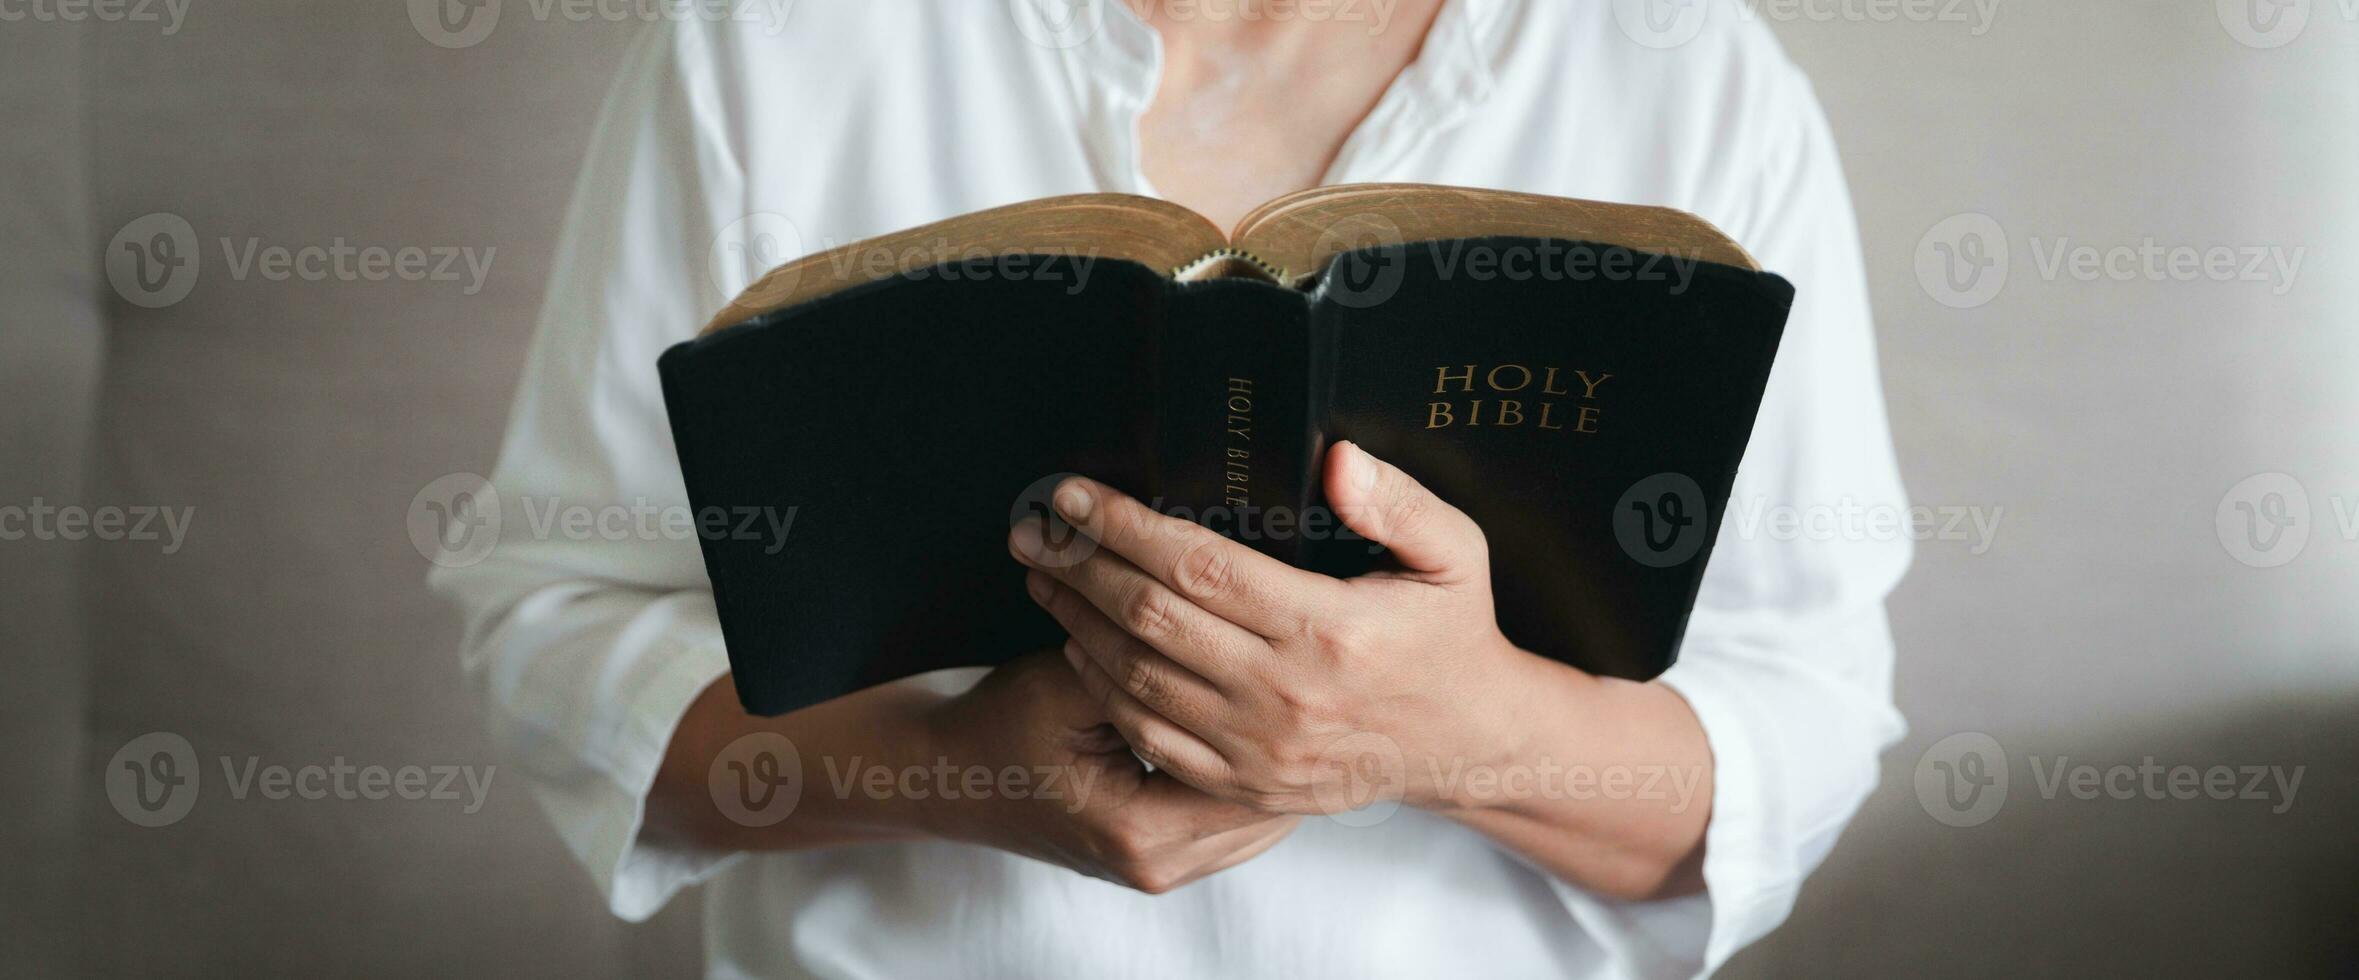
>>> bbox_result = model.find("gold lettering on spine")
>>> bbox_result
[1224,378,1254,507]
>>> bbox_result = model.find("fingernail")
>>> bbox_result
[1026,571,1052,604]
[1345,443,1377,491]
[1011,520,1046,563]
[1061,640,1085,673]
[1053,481,1094,523]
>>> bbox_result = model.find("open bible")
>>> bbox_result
[659,184,1791,717]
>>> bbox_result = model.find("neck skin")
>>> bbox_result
[1130,0,1436,54]
[1130,0,1449,233]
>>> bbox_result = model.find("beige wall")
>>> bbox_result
[3,19,102,980]
[1737,4,2359,973]
[5,1,2353,975]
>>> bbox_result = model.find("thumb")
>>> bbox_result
[1324,441,1487,580]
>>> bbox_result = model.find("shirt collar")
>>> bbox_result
[1032,0,1503,186]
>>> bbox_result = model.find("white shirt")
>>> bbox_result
[430,2,1911,977]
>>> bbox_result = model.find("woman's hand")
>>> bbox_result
[647,650,1298,895]
[1004,446,1707,906]
[1009,441,1545,814]
[1009,441,1716,900]
[916,650,1302,893]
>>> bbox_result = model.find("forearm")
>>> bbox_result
[643,674,948,853]
[1434,651,1715,902]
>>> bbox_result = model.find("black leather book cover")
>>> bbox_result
[659,240,1792,716]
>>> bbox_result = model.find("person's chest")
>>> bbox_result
[707,3,1737,255]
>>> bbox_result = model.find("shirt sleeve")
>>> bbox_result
[427,21,748,922]
[1544,44,1913,979]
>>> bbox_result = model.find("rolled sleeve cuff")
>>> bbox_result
[1655,655,1808,974]
[531,633,738,922]
[1532,661,1792,980]
[1542,631,1894,979]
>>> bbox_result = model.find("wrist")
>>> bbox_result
[775,678,958,846]
[1420,637,1590,813]
[905,696,971,842]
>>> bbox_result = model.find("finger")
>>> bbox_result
[1029,571,1227,735]
[1323,441,1487,581]
[1046,477,1338,639]
[1069,643,1236,791]
[1098,782,1295,893]
[1186,816,1299,874]
[1127,771,1282,838]
[1167,816,1301,888]
[1014,520,1264,687]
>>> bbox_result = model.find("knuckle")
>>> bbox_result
[1270,684,1333,730]
[1126,863,1183,895]
[1126,728,1175,771]
[1238,785,1295,813]
[1093,815,1153,866]
[1310,620,1367,665]
[1122,656,1170,707]
[1171,538,1236,602]
[1121,585,1176,640]
[1282,613,1323,650]
[1234,764,1308,810]
[1264,742,1317,781]
[1092,819,1182,894]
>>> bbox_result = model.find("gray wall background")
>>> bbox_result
[4,1,2353,976]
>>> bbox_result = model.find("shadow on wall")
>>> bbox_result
[1728,694,2359,978]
